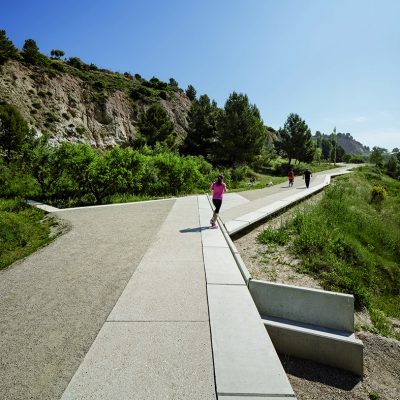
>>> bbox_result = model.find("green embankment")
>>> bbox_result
[259,166,400,338]
[0,199,54,270]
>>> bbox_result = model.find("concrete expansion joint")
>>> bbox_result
[207,283,245,286]
[218,392,296,397]
[106,320,209,323]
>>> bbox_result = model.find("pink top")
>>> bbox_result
[210,182,226,200]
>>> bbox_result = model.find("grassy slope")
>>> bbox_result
[260,166,400,337]
[0,199,54,270]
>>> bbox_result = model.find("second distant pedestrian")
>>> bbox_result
[303,169,312,188]
[288,168,294,187]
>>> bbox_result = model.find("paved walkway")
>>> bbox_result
[0,165,354,399]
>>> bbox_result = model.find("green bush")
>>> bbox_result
[371,185,387,204]
[0,163,39,198]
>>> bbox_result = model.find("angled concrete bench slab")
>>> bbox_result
[207,284,296,398]
[249,280,363,376]
[199,195,296,399]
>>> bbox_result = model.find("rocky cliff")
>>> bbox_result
[337,135,370,154]
[0,60,191,148]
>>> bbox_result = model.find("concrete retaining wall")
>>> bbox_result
[249,280,355,332]
[248,280,363,376]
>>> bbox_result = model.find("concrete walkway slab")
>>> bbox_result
[61,321,216,400]
[207,284,295,397]
[203,247,245,285]
[108,260,209,321]
[220,193,250,210]
[61,196,217,399]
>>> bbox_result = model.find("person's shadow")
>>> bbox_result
[179,226,211,233]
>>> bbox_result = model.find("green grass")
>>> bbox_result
[258,226,291,246]
[278,166,400,338]
[0,198,54,270]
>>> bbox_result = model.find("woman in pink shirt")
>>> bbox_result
[210,175,227,228]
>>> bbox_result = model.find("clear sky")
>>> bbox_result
[1,0,399,150]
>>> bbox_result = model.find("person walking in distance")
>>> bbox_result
[303,168,312,188]
[288,168,294,187]
[210,175,227,228]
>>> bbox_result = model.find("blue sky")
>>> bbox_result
[1,0,399,150]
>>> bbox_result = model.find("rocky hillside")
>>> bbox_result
[0,60,192,148]
[337,135,369,154]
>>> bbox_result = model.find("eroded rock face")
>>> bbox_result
[0,61,191,148]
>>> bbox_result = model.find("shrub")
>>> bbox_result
[371,185,387,204]
[130,85,153,101]
[258,227,290,246]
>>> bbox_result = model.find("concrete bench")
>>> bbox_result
[198,196,297,399]
[249,280,363,376]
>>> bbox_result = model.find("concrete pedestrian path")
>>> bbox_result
[1,165,354,399]
[221,165,353,235]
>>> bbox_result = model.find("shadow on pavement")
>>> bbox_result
[179,226,211,233]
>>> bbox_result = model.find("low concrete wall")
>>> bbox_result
[249,280,355,333]
[264,318,364,376]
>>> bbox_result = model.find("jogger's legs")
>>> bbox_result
[211,199,222,224]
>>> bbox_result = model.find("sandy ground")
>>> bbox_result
[233,195,400,400]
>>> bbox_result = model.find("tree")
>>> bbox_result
[321,136,332,160]
[180,94,219,160]
[214,92,266,167]
[0,102,31,164]
[0,30,18,65]
[50,49,65,59]
[67,56,85,69]
[275,128,296,165]
[335,145,347,162]
[385,155,399,178]
[370,147,384,167]
[169,78,178,87]
[136,104,176,149]
[314,131,322,148]
[275,113,314,164]
[22,39,42,64]
[185,85,197,101]
[314,147,322,164]
[330,127,337,164]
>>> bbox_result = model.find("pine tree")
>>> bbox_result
[0,102,31,164]
[181,94,219,160]
[185,85,197,101]
[275,113,314,164]
[137,104,176,149]
[22,39,42,64]
[215,92,266,167]
[0,30,18,65]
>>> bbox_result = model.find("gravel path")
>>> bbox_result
[0,200,174,400]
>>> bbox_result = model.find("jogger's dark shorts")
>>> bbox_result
[212,199,222,214]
